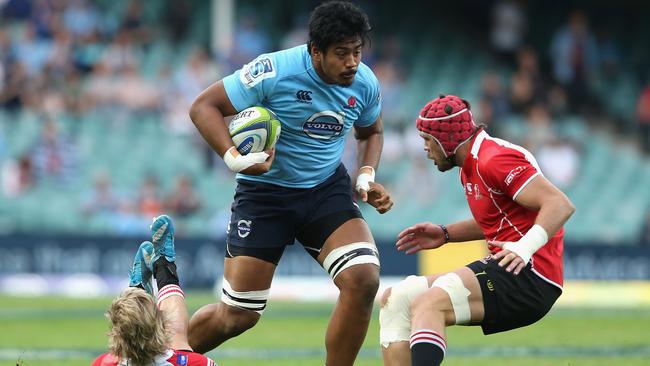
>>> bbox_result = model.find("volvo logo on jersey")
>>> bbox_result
[303,111,345,140]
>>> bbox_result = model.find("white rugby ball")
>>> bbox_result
[229,106,281,155]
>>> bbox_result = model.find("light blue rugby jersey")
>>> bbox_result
[222,45,382,188]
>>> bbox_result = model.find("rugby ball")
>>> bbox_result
[229,106,281,155]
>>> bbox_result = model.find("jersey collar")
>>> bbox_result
[470,129,488,159]
[461,129,488,172]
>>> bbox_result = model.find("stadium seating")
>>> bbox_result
[1,0,648,245]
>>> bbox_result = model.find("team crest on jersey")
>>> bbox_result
[344,96,357,109]
[473,183,483,200]
[464,183,483,200]
[240,57,276,88]
[303,111,345,140]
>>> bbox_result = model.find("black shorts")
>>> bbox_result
[226,163,363,265]
[467,255,562,335]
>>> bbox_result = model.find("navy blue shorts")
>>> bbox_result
[226,164,364,264]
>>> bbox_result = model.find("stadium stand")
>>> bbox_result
[0,0,649,245]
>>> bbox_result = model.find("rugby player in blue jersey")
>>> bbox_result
[187,2,393,364]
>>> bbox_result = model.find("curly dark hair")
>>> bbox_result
[308,1,371,53]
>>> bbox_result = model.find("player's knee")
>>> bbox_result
[220,304,260,336]
[386,276,429,310]
[411,273,472,326]
[410,289,456,326]
[380,287,392,308]
[379,275,429,348]
[336,263,379,301]
[411,288,448,315]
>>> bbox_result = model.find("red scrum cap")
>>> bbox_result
[416,95,478,157]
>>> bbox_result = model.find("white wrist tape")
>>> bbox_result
[222,146,269,173]
[503,224,549,265]
[355,166,375,193]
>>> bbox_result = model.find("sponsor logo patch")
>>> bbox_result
[176,354,188,365]
[480,254,493,264]
[486,279,494,291]
[505,166,527,186]
[237,219,252,238]
[240,57,276,88]
[302,111,345,140]
[296,90,313,103]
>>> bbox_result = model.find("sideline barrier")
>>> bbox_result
[0,235,649,295]
[558,281,650,307]
[3,274,648,308]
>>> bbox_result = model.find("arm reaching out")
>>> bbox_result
[396,219,484,255]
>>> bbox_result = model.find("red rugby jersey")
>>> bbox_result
[460,130,564,289]
[92,350,216,366]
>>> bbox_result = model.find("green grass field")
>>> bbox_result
[1,293,648,366]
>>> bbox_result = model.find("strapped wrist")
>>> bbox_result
[223,146,268,173]
[355,165,375,193]
[358,165,375,177]
[503,224,548,264]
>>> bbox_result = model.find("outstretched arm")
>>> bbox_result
[396,219,484,255]
[445,218,485,242]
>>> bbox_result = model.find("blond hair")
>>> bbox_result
[106,287,170,365]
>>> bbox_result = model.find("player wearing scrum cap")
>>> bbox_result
[379,95,575,366]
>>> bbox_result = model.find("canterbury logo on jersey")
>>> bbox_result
[295,90,313,103]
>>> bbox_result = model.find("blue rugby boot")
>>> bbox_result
[128,241,154,294]
[150,214,176,265]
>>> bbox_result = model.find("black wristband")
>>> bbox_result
[438,224,450,243]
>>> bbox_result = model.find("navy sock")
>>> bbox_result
[410,329,447,366]
[153,258,179,289]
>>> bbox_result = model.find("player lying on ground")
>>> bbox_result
[379,95,575,366]
[93,215,217,366]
